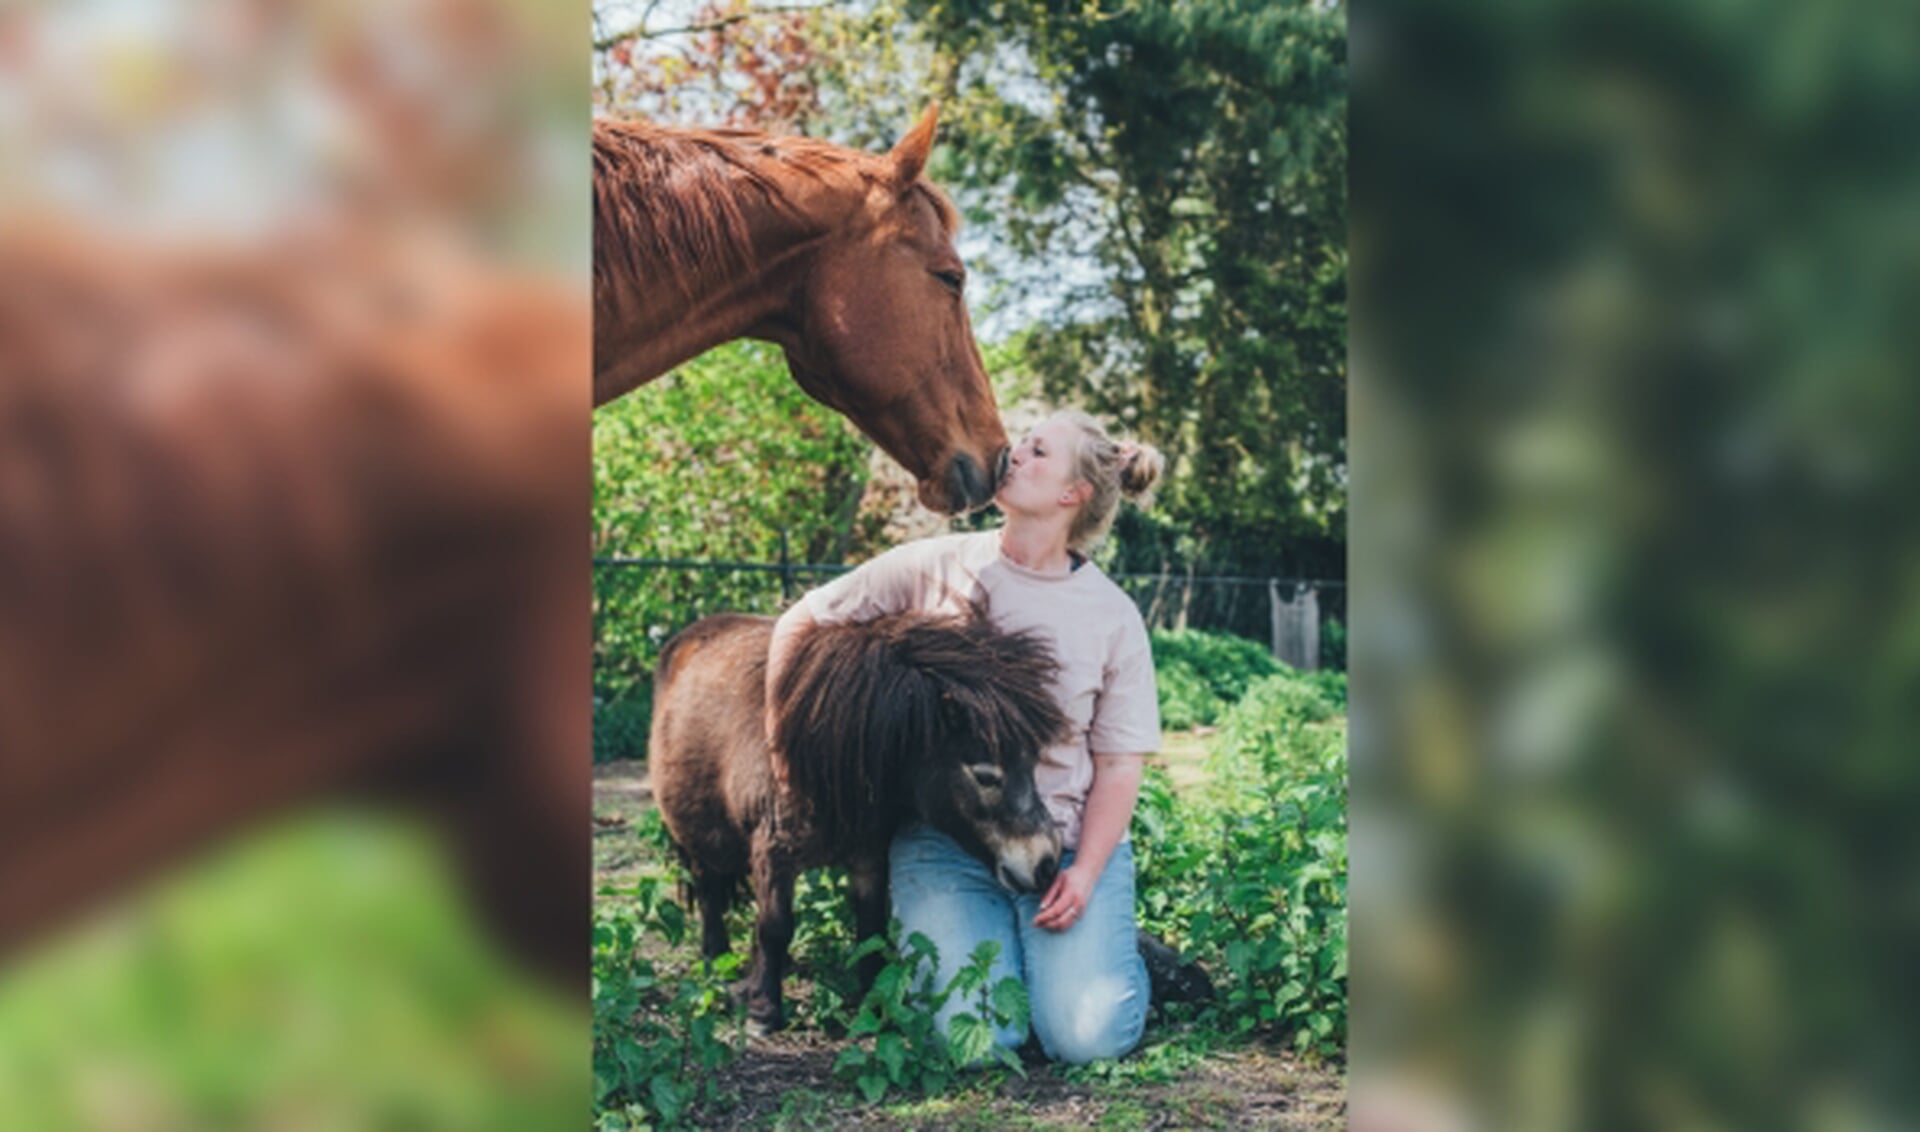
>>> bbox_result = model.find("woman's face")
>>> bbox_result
[994,418,1084,516]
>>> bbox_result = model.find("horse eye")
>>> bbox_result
[966,764,1003,789]
[932,269,965,295]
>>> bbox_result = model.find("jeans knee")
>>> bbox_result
[1039,1016,1142,1065]
[1031,976,1146,1065]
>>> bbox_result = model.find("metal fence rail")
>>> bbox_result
[593,555,1344,669]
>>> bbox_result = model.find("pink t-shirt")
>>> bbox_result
[802,531,1160,848]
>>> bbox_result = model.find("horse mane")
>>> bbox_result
[771,610,1065,855]
[591,117,961,302]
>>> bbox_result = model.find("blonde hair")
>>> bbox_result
[1052,409,1165,554]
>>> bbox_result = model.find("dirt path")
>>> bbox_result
[592,758,1346,1130]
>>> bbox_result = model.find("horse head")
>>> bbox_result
[777,107,1010,514]
[774,611,1065,887]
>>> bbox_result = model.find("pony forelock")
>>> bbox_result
[772,610,1065,854]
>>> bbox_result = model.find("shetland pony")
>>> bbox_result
[648,610,1067,1032]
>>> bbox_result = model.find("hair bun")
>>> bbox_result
[1117,442,1163,505]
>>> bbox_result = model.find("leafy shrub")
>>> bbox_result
[1319,616,1347,671]
[593,877,747,1129]
[1150,628,1284,729]
[830,933,1030,1102]
[593,340,878,712]
[594,687,653,764]
[1130,669,1348,1059]
[1303,667,1348,709]
[1202,675,1347,1054]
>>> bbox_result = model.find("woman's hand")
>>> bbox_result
[1033,861,1098,932]
[764,604,816,790]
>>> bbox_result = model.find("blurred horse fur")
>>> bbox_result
[0,217,588,987]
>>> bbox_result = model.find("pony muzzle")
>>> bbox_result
[990,830,1063,894]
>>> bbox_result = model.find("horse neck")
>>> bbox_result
[593,153,861,407]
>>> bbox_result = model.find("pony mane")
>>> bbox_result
[772,610,1065,854]
[591,117,961,302]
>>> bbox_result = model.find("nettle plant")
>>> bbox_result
[1130,669,1349,1059]
[592,876,747,1130]
[830,932,1031,1103]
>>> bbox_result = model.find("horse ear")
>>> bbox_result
[888,104,940,193]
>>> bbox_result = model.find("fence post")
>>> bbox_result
[1270,580,1323,670]
[1270,579,1283,659]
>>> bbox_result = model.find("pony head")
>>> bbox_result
[773,610,1066,890]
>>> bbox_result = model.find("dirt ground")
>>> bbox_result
[593,758,1347,1131]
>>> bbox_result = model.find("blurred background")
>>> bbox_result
[0,0,589,1128]
[1351,0,1920,1128]
[13,0,1918,1125]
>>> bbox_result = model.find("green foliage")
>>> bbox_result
[1319,616,1346,672]
[829,934,1030,1103]
[594,689,653,765]
[593,340,877,752]
[1151,628,1285,729]
[0,812,584,1131]
[916,0,1348,576]
[589,636,1348,1132]
[1132,669,1348,1058]
[592,878,748,1129]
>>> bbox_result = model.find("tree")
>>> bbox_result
[912,0,1347,576]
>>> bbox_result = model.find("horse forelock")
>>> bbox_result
[591,118,958,303]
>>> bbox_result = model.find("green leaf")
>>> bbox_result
[948,1012,995,1067]
[654,900,686,946]
[990,977,1031,1031]
[649,1074,683,1122]
[876,1033,908,1083]
[1225,940,1252,977]
[856,1072,889,1103]
[833,1046,869,1076]
[992,1043,1027,1077]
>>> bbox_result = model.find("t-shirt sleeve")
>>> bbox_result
[1088,608,1161,755]
[800,539,932,626]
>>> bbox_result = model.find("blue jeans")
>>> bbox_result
[888,823,1149,1065]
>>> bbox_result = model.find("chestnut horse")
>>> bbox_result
[649,611,1067,1033]
[0,220,587,987]
[593,107,1009,514]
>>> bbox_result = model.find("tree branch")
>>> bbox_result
[593,3,835,52]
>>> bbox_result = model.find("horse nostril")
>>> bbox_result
[947,451,993,511]
[993,445,1010,488]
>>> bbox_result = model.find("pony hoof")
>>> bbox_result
[727,978,756,1007]
[746,1012,786,1038]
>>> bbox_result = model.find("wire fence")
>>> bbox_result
[592,551,1345,670]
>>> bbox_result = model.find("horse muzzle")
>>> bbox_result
[939,449,999,514]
